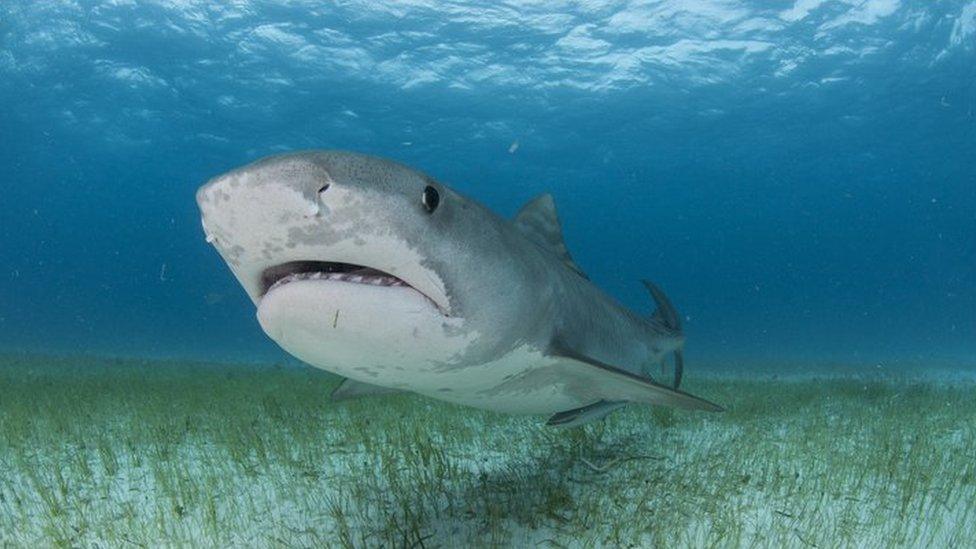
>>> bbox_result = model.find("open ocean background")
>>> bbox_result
[1,0,973,370]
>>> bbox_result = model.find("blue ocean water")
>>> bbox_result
[0,0,973,369]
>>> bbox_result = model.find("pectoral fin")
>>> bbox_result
[330,378,404,402]
[548,339,723,412]
[547,400,627,428]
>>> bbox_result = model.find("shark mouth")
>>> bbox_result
[260,261,447,314]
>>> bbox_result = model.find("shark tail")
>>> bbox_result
[642,280,683,389]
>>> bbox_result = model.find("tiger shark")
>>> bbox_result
[196,151,721,427]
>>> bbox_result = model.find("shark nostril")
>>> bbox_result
[317,184,330,195]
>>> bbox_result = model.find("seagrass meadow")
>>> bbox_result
[1,353,973,548]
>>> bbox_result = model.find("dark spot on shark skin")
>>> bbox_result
[430,323,528,374]
[441,322,465,338]
[479,368,545,398]
[201,188,228,204]
[287,225,340,247]
[277,210,304,225]
[261,241,285,258]
[352,366,379,378]
[480,366,592,402]
[284,206,375,247]
[225,245,245,266]
[429,360,456,372]
[430,328,504,371]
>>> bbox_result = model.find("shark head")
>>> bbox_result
[196,151,543,384]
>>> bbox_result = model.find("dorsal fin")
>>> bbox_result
[514,193,587,278]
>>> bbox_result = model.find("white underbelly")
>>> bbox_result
[407,346,591,415]
[255,284,592,415]
[319,343,588,415]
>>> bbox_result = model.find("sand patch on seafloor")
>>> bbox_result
[0,353,974,547]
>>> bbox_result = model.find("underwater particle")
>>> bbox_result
[160,263,168,282]
[508,140,519,154]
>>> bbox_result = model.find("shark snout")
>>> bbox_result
[196,162,336,304]
[199,154,331,202]
[198,151,456,317]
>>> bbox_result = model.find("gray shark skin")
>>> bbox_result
[196,151,721,426]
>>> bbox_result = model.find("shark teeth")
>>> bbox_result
[268,271,407,293]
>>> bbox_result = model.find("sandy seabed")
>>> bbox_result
[0,353,973,547]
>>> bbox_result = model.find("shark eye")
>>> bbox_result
[422,185,440,213]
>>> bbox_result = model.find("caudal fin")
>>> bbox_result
[642,280,683,388]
